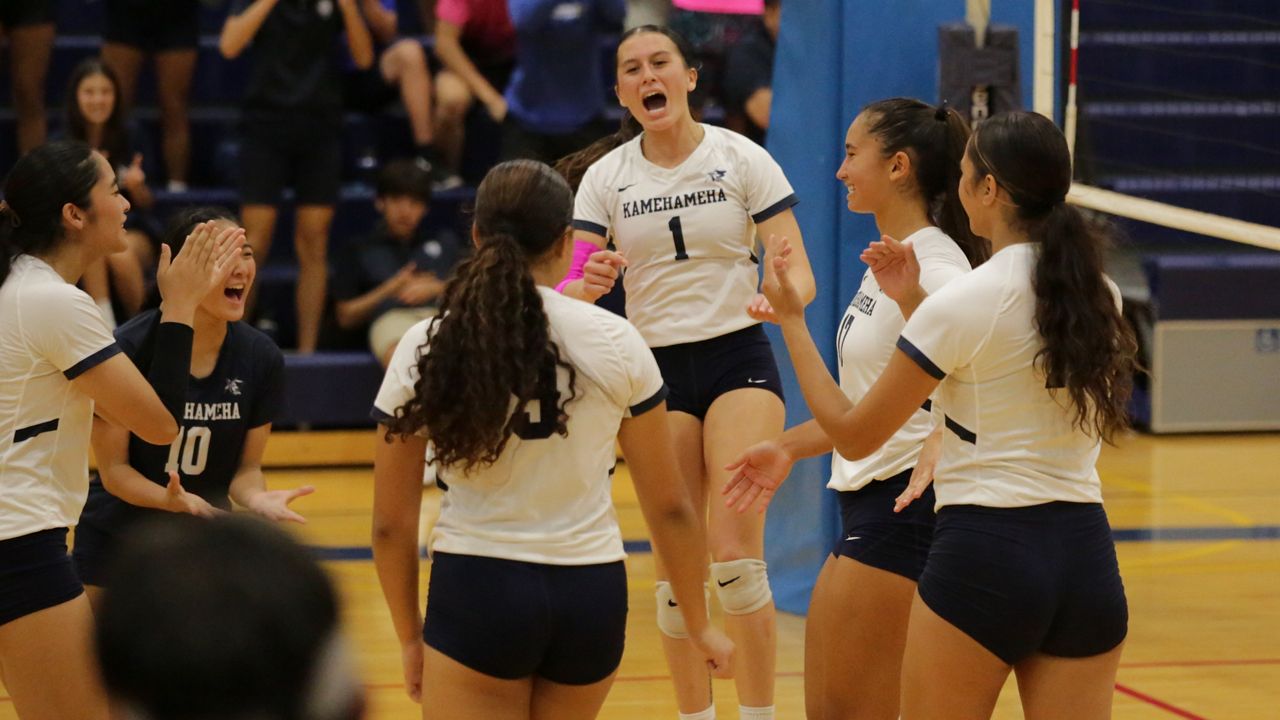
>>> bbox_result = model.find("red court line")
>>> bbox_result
[1114,683,1208,720]
[1122,657,1280,670]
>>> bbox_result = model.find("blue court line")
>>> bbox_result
[310,527,1280,562]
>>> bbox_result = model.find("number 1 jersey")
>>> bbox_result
[574,124,798,348]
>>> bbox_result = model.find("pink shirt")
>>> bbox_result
[671,0,763,13]
[436,0,515,64]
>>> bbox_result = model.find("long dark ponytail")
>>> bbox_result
[0,140,100,285]
[384,160,578,472]
[863,97,989,266]
[969,111,1137,442]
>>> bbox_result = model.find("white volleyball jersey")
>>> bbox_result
[829,227,970,492]
[574,124,798,348]
[374,287,667,565]
[898,243,1121,509]
[0,255,121,540]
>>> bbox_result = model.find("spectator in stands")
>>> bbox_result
[625,0,670,28]
[432,0,516,175]
[502,0,626,165]
[96,515,365,720]
[347,0,463,190]
[101,0,199,191]
[0,0,56,153]
[220,0,374,353]
[722,0,778,144]
[668,0,762,113]
[333,159,464,366]
[64,57,156,326]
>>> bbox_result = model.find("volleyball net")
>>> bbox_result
[1030,0,1280,253]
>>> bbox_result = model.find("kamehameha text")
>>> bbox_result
[621,188,728,219]
[183,402,242,421]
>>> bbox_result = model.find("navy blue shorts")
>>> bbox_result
[918,502,1128,665]
[833,468,936,581]
[650,324,783,420]
[0,0,54,28]
[240,114,343,206]
[0,528,83,628]
[423,552,628,685]
[70,521,115,588]
[105,0,199,52]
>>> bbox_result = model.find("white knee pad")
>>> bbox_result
[655,581,710,639]
[710,558,772,615]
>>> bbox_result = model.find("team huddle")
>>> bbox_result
[0,22,1137,720]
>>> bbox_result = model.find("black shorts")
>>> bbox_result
[650,324,783,419]
[344,67,399,112]
[423,552,627,685]
[0,528,83,628]
[104,0,199,52]
[918,502,1128,665]
[0,0,54,28]
[69,522,115,588]
[833,468,936,581]
[240,114,343,206]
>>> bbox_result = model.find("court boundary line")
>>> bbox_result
[1114,682,1208,719]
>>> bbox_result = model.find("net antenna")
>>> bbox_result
[1033,0,1280,253]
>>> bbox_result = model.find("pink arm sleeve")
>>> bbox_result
[555,240,602,294]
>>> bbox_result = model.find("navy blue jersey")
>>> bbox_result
[78,311,285,536]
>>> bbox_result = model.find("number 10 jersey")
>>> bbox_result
[574,124,798,348]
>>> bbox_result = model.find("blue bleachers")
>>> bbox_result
[1077,1,1280,247]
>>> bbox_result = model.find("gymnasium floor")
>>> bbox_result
[2,431,1276,719]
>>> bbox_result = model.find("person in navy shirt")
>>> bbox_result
[74,207,313,607]
[501,0,626,164]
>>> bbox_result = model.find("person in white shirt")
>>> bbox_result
[555,26,814,720]
[0,139,242,720]
[371,159,733,720]
[729,111,1137,720]
[722,97,987,720]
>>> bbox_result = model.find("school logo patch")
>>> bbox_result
[708,168,727,182]
[225,378,243,397]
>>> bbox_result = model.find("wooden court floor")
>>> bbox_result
[2,431,1277,719]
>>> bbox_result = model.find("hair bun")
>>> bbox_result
[934,104,950,122]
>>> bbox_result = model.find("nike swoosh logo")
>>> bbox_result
[717,576,741,587]
[617,183,637,192]
[845,535,861,541]
[746,378,767,384]
[667,599,678,607]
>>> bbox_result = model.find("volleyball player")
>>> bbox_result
[0,140,241,719]
[722,98,986,719]
[74,206,312,607]
[556,26,815,720]
[729,111,1135,720]
[372,160,733,720]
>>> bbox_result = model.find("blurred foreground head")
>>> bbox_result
[96,515,365,720]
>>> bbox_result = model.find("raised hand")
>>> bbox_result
[156,221,247,319]
[861,234,925,310]
[722,440,794,514]
[746,293,778,323]
[122,153,146,193]
[759,234,803,321]
[164,472,222,519]
[246,485,315,523]
[581,249,626,302]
